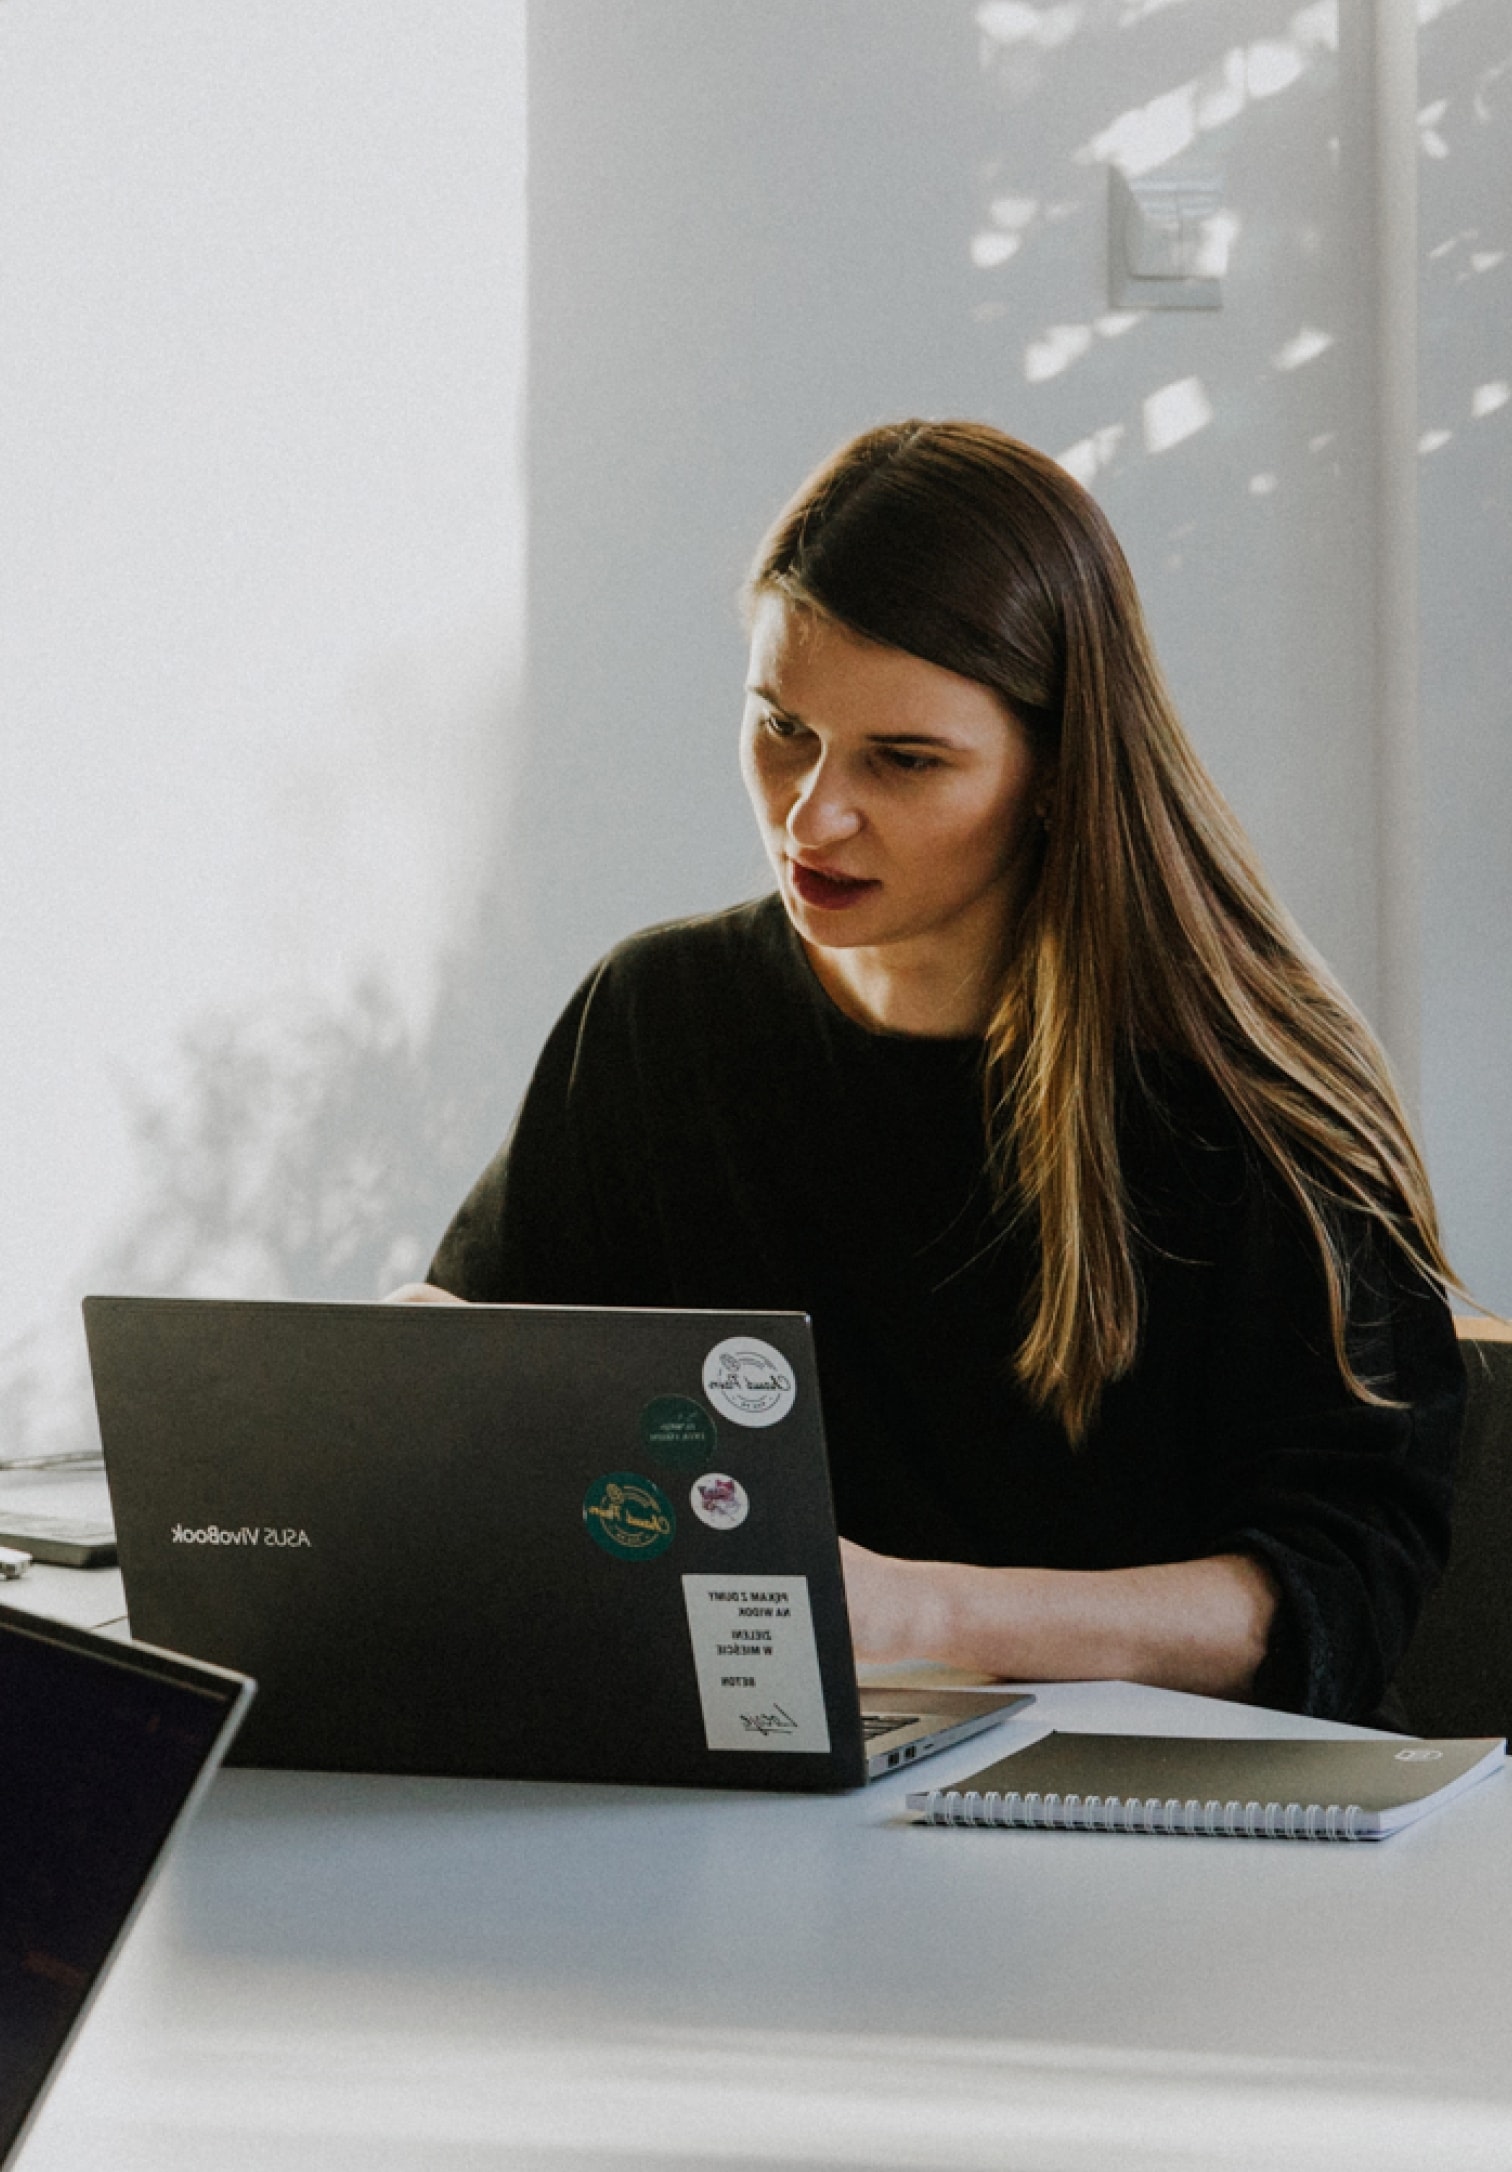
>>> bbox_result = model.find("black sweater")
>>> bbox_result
[430,895,1464,1721]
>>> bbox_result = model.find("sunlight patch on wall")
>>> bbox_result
[1273,326,1335,371]
[1289,2,1338,52]
[1431,233,1506,282]
[1418,99,1451,160]
[1246,41,1306,101]
[1195,51,1247,133]
[970,192,1039,267]
[1082,81,1199,176]
[971,230,1022,267]
[1020,308,1140,386]
[1057,424,1125,488]
[1471,382,1510,418]
[1118,0,1201,25]
[1079,8,1336,177]
[1025,323,1095,382]
[976,2,1083,53]
[1143,377,1213,454]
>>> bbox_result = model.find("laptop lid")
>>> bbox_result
[86,1296,874,1790]
[0,1603,253,2169]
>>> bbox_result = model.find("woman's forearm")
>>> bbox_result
[843,1544,1280,1700]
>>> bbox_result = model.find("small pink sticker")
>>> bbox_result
[689,1472,750,1531]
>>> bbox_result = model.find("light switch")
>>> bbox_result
[1110,170,1227,310]
[1126,191,1186,279]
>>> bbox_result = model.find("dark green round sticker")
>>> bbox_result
[582,1471,676,1561]
[638,1395,718,1468]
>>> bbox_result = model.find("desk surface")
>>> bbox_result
[8,1473,1512,2172]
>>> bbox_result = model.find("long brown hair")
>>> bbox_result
[748,418,1456,1441]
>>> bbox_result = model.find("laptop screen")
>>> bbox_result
[0,1604,248,2165]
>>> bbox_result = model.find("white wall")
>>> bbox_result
[3,0,1507,1463]
[0,2,528,1455]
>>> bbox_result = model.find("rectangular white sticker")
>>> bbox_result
[681,1574,831,1754]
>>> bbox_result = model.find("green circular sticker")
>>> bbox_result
[582,1471,676,1561]
[638,1395,718,1468]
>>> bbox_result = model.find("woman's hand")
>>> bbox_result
[382,1282,469,1304]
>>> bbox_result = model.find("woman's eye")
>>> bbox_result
[759,710,805,741]
[880,748,941,774]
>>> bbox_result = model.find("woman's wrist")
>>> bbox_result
[928,1560,1032,1675]
[897,1557,966,1661]
[874,1557,1017,1671]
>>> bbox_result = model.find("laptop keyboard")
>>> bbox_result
[861,1711,920,1740]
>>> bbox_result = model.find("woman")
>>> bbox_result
[404,420,1464,1722]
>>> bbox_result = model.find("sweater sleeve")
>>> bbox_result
[1194,1161,1465,1721]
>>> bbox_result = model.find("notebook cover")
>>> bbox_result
[908,1730,1506,1836]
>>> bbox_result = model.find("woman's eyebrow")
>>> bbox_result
[747,684,966,750]
[867,730,963,749]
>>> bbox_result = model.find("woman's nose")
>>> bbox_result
[786,759,862,848]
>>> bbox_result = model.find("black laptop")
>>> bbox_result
[0,1602,253,2169]
[84,1296,1027,1790]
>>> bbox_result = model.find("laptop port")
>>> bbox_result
[887,1751,900,1768]
[904,1745,917,1759]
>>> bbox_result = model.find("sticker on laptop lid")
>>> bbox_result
[639,1394,718,1467]
[701,1337,796,1429]
[689,1473,749,1530]
[681,1575,830,1753]
[582,1473,675,1561]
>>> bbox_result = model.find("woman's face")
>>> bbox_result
[740,593,1045,969]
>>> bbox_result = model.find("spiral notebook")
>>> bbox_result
[907,1730,1506,1840]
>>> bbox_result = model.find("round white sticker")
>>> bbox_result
[701,1336,797,1429]
[689,1472,750,1530]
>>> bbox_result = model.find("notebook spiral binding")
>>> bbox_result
[917,1788,1367,1840]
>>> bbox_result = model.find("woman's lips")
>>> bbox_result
[788,859,880,911]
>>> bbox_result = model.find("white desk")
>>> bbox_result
[9,1477,1512,2171]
